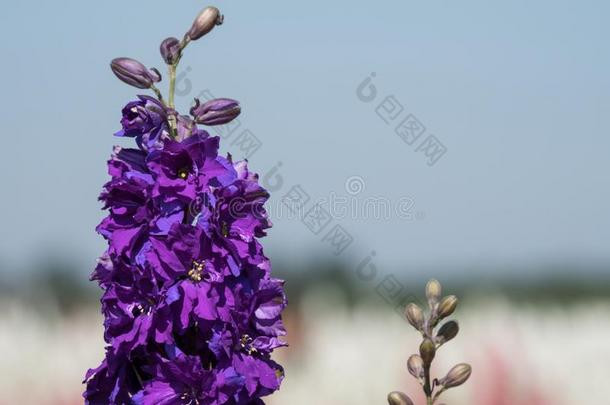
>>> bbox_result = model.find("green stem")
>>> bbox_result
[168,64,177,109]
[424,362,433,405]
[150,85,165,106]
[432,388,446,404]
[166,64,178,138]
[166,39,189,138]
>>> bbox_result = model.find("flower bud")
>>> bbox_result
[436,321,459,345]
[438,295,458,319]
[186,6,224,41]
[407,354,424,379]
[387,391,414,405]
[110,58,161,89]
[419,338,436,366]
[441,363,472,388]
[190,98,241,125]
[160,37,181,65]
[404,303,424,331]
[426,279,442,305]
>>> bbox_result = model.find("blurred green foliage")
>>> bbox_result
[0,257,608,315]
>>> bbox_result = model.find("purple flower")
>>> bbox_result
[83,351,141,405]
[107,146,149,178]
[203,180,270,247]
[90,252,114,287]
[229,277,287,346]
[100,264,173,354]
[132,352,243,405]
[231,354,284,400]
[97,173,153,258]
[203,165,270,241]
[147,223,232,284]
[147,133,233,206]
[116,96,168,151]
[250,278,287,338]
[191,158,272,276]
[97,146,186,259]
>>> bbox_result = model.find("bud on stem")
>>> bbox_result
[186,6,224,41]
[426,279,442,308]
[405,303,424,331]
[440,363,472,388]
[191,98,241,125]
[419,338,436,366]
[436,321,459,345]
[160,37,181,65]
[438,295,458,319]
[407,355,424,379]
[387,391,414,405]
[110,58,161,89]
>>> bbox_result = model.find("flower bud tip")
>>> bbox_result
[426,279,442,304]
[191,98,241,126]
[405,303,424,331]
[407,354,424,379]
[441,363,472,388]
[110,57,160,89]
[436,320,459,345]
[160,37,181,65]
[387,391,414,405]
[438,295,458,319]
[187,6,223,41]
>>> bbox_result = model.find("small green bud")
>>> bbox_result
[387,391,414,405]
[404,303,424,331]
[436,321,459,345]
[419,338,436,365]
[441,363,472,388]
[407,354,424,379]
[438,295,458,319]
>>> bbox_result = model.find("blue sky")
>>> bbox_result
[1,0,609,279]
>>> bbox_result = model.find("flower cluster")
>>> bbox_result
[84,6,286,404]
[388,280,471,405]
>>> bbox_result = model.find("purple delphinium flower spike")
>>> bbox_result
[85,6,287,404]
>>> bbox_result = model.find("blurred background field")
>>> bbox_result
[1,265,609,404]
[2,0,610,403]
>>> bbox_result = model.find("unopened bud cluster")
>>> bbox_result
[388,279,471,405]
[109,5,240,137]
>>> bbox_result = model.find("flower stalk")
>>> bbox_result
[150,84,165,105]
[387,279,471,405]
